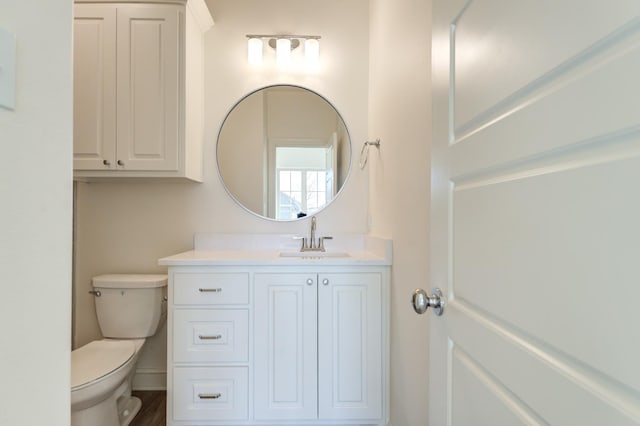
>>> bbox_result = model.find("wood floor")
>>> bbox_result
[130,391,166,426]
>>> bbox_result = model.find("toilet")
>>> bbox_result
[71,274,167,426]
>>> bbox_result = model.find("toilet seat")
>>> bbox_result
[71,340,136,390]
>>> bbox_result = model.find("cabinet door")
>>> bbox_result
[73,5,116,170]
[254,273,318,420]
[318,273,382,420]
[116,5,179,171]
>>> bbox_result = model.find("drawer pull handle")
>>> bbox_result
[198,334,222,340]
[198,288,222,293]
[198,393,222,399]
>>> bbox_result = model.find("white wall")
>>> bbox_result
[74,0,370,386]
[368,0,432,425]
[0,1,72,425]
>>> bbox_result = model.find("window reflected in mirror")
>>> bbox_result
[275,145,333,220]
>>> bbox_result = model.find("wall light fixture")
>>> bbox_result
[246,34,321,66]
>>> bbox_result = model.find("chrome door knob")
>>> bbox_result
[412,288,444,316]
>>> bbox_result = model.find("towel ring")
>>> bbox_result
[359,138,381,169]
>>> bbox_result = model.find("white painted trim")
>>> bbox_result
[187,0,214,32]
[132,368,166,391]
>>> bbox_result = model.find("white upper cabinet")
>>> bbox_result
[73,0,213,181]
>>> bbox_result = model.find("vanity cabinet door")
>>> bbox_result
[318,273,383,420]
[254,273,318,420]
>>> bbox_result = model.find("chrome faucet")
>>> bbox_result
[310,216,317,248]
[298,216,332,252]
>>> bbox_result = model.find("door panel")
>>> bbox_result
[454,0,640,131]
[452,23,640,179]
[454,157,640,390]
[431,0,640,424]
[452,347,546,425]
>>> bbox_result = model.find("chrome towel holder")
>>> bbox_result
[359,138,381,169]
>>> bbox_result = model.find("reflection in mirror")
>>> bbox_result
[217,85,351,221]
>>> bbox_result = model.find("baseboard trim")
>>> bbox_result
[133,368,166,391]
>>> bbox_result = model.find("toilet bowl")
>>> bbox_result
[71,339,145,426]
[70,274,167,426]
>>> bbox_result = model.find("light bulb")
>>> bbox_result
[305,38,319,65]
[247,38,263,65]
[276,38,291,65]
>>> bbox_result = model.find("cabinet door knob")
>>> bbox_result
[322,278,329,286]
[306,278,314,285]
[117,160,125,166]
[103,159,111,166]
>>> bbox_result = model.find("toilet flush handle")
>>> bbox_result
[88,290,101,297]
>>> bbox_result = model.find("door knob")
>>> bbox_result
[412,288,444,316]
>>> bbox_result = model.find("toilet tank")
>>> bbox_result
[92,274,167,339]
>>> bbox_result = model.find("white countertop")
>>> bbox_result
[158,234,392,266]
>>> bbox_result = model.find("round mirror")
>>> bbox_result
[217,85,351,221]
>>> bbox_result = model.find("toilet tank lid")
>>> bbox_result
[92,274,168,288]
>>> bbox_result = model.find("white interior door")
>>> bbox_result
[428,0,640,424]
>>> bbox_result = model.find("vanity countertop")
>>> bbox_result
[158,234,392,266]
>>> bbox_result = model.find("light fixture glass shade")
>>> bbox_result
[276,38,291,65]
[247,38,263,65]
[305,38,319,64]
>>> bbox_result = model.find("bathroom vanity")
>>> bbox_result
[159,234,391,426]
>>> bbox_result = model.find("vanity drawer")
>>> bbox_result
[173,366,249,421]
[173,309,249,362]
[173,272,249,305]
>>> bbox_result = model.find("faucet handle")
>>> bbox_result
[293,236,308,250]
[318,236,333,251]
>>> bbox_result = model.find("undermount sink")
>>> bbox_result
[279,251,350,258]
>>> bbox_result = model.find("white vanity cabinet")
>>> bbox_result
[165,262,389,426]
[73,0,213,181]
[254,272,383,422]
